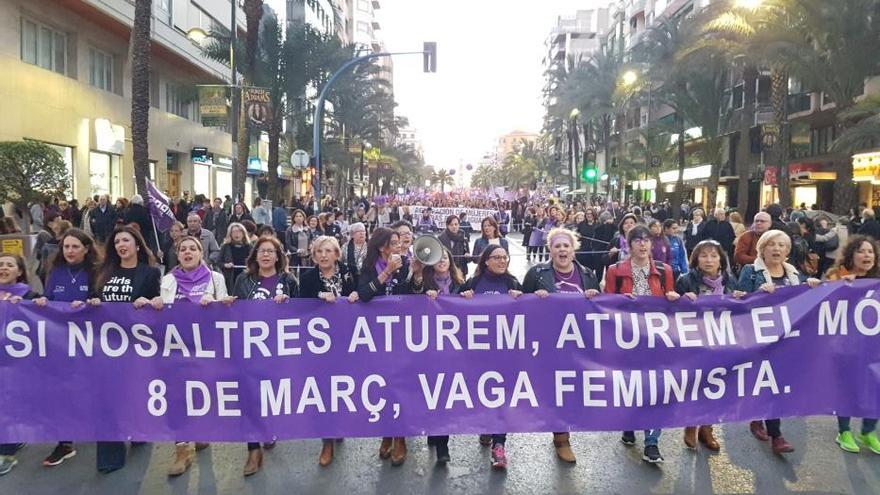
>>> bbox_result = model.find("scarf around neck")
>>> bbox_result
[0,282,30,298]
[173,264,212,303]
[701,273,725,295]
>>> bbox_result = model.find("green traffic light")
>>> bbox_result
[582,166,598,182]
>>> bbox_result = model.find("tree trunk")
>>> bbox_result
[130,0,152,198]
[267,114,282,203]
[737,67,758,218]
[236,95,249,203]
[771,68,791,208]
[672,113,686,219]
[832,121,857,215]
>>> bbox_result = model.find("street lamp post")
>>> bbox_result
[187,0,238,201]
[569,108,580,193]
[313,44,436,212]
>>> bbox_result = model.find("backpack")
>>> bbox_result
[612,261,667,294]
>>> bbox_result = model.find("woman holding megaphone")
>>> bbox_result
[357,227,412,466]
[412,244,465,465]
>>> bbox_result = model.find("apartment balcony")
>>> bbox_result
[372,0,381,9]
[626,0,647,20]
[787,93,812,115]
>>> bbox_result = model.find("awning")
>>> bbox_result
[659,165,712,184]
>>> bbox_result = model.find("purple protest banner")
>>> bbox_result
[1,281,879,443]
[146,179,176,233]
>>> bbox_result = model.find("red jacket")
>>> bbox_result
[604,258,674,296]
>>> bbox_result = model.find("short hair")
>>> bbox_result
[349,222,366,233]
[626,225,651,245]
[729,211,743,224]
[390,220,413,231]
[755,229,791,259]
[310,235,342,258]
[863,208,876,220]
[662,218,678,230]
[481,216,500,238]
[130,194,144,205]
[618,213,639,235]
[445,215,459,226]
[688,240,730,273]
[176,235,204,254]
[545,227,578,248]
[224,222,248,244]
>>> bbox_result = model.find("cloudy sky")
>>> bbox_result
[380,0,604,169]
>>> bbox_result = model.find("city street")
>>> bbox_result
[2,234,880,494]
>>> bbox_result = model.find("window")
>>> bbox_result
[20,18,66,74]
[89,152,122,198]
[731,81,744,110]
[156,0,172,24]
[89,48,113,92]
[357,21,371,33]
[756,75,771,105]
[166,83,190,118]
[358,0,371,12]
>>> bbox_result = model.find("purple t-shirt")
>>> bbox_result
[253,274,280,300]
[473,273,511,295]
[553,269,583,293]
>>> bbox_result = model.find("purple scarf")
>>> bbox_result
[0,283,30,298]
[434,273,452,295]
[375,257,388,277]
[618,235,630,258]
[172,264,212,303]
[701,273,725,295]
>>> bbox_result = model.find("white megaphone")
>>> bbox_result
[413,235,444,266]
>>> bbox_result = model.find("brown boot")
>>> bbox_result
[243,448,263,477]
[390,437,407,466]
[698,425,720,451]
[749,420,769,441]
[319,440,334,466]
[683,426,698,449]
[553,433,576,463]
[167,443,194,477]
[379,437,393,459]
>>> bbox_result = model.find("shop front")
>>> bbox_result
[89,119,125,198]
[853,150,880,208]
[762,162,836,210]
[659,165,713,207]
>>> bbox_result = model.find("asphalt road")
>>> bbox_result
[3,233,879,494]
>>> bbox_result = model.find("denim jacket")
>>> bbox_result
[737,257,804,293]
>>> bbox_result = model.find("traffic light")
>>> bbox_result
[581,148,598,183]
[423,42,437,73]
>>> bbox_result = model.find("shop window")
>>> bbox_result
[89,152,122,198]
[756,75,771,105]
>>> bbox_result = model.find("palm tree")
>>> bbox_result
[748,0,880,213]
[430,169,455,193]
[130,0,152,197]
[832,96,880,154]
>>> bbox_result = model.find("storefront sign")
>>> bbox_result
[764,166,778,186]
[198,86,228,127]
[244,87,271,130]
[659,165,712,184]
[191,147,211,164]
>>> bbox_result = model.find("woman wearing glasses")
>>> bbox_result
[458,244,523,469]
[522,228,600,464]
[674,240,745,452]
[604,225,679,464]
[232,236,298,476]
[357,227,412,466]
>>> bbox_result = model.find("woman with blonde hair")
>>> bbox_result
[738,229,820,455]
[220,222,252,291]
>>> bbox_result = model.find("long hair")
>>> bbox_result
[420,246,464,289]
[0,253,29,284]
[362,227,397,275]
[245,236,288,276]
[835,235,880,278]
[97,225,156,287]
[223,222,248,245]
[480,216,500,239]
[47,228,102,293]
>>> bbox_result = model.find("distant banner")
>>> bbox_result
[146,179,176,233]
[411,206,497,230]
[244,87,271,130]
[198,86,228,127]
[1,282,879,442]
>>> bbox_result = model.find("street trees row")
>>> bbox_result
[128,0,424,204]
[543,0,880,215]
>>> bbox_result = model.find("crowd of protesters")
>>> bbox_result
[0,190,878,478]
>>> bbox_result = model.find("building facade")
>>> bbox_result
[0,0,251,204]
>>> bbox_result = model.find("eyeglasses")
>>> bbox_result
[489,255,509,262]
[630,237,651,245]
[257,248,277,255]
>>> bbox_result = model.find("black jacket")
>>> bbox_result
[458,273,522,293]
[674,269,738,295]
[357,259,412,302]
[299,263,357,298]
[232,271,298,300]
[522,261,599,293]
[90,205,117,242]
[684,221,707,253]
[703,219,736,259]
[438,229,469,276]
[860,219,880,241]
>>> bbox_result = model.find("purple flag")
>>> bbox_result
[0,281,879,442]
[146,179,176,232]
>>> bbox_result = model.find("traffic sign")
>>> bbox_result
[291,150,310,169]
